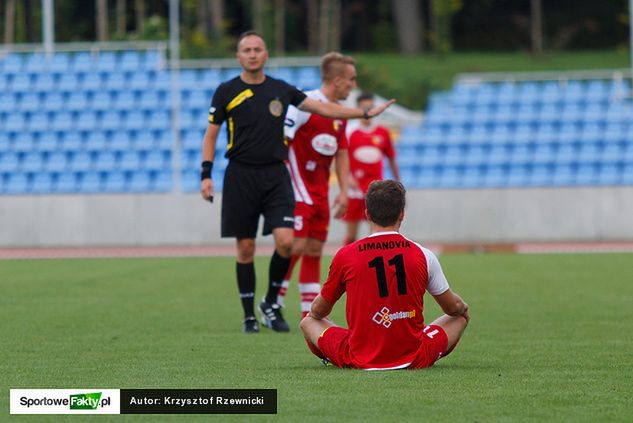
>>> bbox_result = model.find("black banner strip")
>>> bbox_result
[120,389,277,414]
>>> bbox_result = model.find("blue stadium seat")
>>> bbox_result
[104,72,127,91]
[551,164,575,186]
[0,134,11,152]
[71,52,94,72]
[21,152,44,172]
[100,110,123,131]
[156,130,173,151]
[0,152,20,172]
[5,173,29,194]
[129,171,151,192]
[119,151,141,170]
[69,151,93,172]
[296,67,320,89]
[575,164,597,185]
[123,111,145,130]
[34,73,56,92]
[49,53,70,73]
[24,53,47,74]
[120,51,141,71]
[528,164,552,186]
[137,91,159,111]
[85,132,108,152]
[57,73,80,92]
[78,172,102,193]
[91,92,113,111]
[54,172,78,192]
[67,92,88,111]
[154,171,172,192]
[143,50,164,70]
[600,143,622,163]
[31,172,53,193]
[199,69,222,90]
[5,113,27,132]
[506,165,529,187]
[59,131,82,151]
[144,151,168,170]
[44,151,68,172]
[109,132,132,151]
[103,171,126,192]
[134,131,155,151]
[153,71,171,90]
[95,51,117,72]
[37,133,58,153]
[270,67,294,84]
[0,93,16,112]
[80,73,102,91]
[12,133,36,153]
[18,93,41,112]
[95,151,116,171]
[461,166,484,188]
[555,145,576,165]
[76,111,98,130]
[2,54,24,74]
[42,92,65,111]
[596,164,620,185]
[621,165,633,184]
[148,110,170,130]
[180,69,199,89]
[113,91,137,110]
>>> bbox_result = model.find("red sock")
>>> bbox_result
[299,255,321,315]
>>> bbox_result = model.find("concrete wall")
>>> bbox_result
[1,187,633,247]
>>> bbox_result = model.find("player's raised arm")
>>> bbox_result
[299,96,396,120]
[200,122,221,202]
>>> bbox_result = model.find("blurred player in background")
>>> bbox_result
[300,180,469,370]
[201,32,395,334]
[276,52,355,318]
[342,92,400,245]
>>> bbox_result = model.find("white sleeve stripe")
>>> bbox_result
[408,238,450,296]
[288,147,313,205]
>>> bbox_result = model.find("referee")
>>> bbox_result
[200,31,395,334]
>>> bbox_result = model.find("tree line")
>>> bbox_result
[1,0,629,57]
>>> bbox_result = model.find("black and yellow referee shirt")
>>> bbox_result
[208,76,307,166]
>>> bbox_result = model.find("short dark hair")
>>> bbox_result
[320,52,356,82]
[365,180,406,227]
[237,30,266,51]
[356,92,375,105]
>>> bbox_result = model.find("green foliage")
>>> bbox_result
[1,253,632,421]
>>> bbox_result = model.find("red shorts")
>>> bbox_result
[315,325,448,370]
[294,201,329,241]
[342,198,366,222]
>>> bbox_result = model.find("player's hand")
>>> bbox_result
[368,99,396,118]
[333,193,348,219]
[201,179,214,203]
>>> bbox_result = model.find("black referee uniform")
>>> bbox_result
[209,76,307,238]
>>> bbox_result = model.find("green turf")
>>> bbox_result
[1,253,632,422]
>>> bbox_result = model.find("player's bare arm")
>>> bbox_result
[309,294,334,320]
[333,149,350,218]
[298,97,396,120]
[433,289,470,322]
[200,123,221,201]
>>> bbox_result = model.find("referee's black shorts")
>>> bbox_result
[221,161,295,238]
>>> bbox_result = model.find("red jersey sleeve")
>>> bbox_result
[320,248,348,304]
[381,127,395,159]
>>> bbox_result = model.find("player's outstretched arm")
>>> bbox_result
[299,97,396,120]
[200,123,221,202]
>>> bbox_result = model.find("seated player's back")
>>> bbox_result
[323,231,433,369]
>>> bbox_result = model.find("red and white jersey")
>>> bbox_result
[346,123,395,195]
[320,231,450,370]
[285,89,348,205]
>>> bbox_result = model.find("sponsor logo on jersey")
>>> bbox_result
[353,145,383,164]
[372,307,416,328]
[269,99,283,117]
[311,133,338,156]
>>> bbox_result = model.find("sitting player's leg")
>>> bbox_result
[428,313,469,357]
[299,315,336,356]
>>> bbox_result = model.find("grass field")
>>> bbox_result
[1,253,632,422]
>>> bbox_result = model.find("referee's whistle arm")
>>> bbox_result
[201,179,215,203]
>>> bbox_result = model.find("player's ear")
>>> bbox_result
[364,209,370,221]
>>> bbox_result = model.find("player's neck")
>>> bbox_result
[319,85,337,103]
[240,70,266,85]
[370,224,400,234]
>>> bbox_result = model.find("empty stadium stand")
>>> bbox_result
[1,49,632,195]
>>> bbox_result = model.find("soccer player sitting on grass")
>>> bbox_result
[300,180,470,370]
